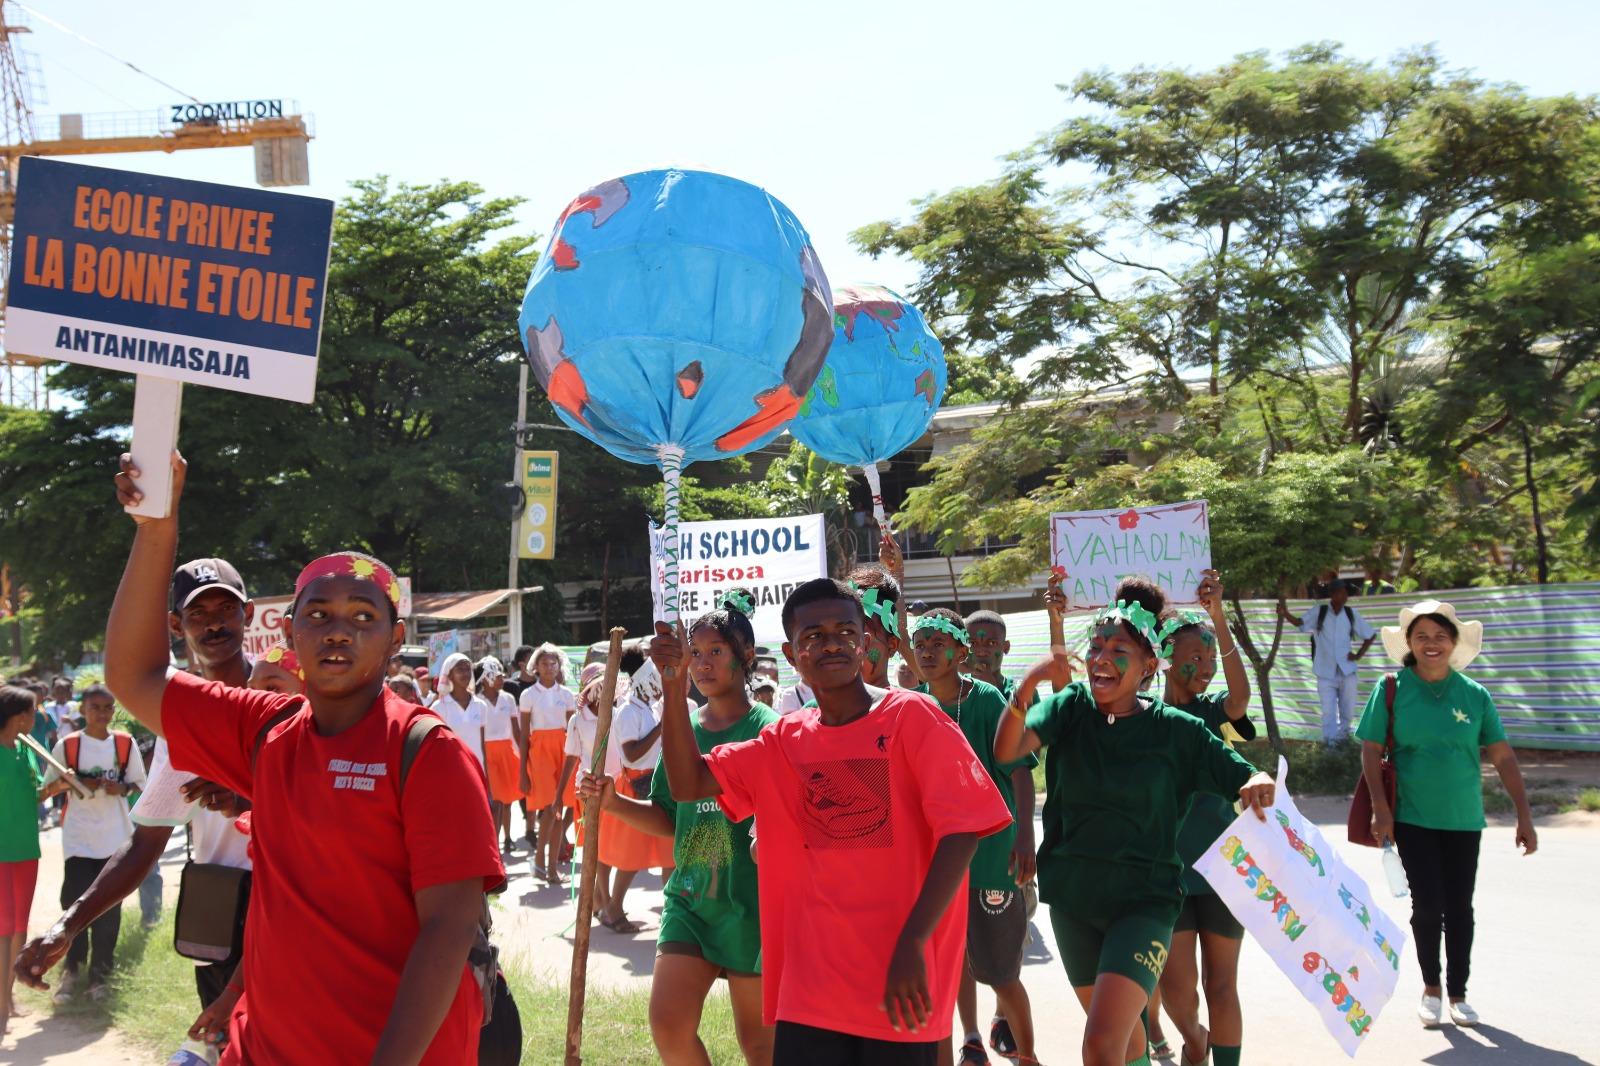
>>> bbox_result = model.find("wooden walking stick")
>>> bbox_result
[19,732,88,798]
[564,627,626,1066]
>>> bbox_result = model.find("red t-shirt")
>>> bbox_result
[705,688,1010,1042]
[161,671,505,1065]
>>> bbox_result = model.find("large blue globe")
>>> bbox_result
[518,169,833,467]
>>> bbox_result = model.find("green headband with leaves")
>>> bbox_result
[852,584,900,639]
[1094,599,1182,660]
[718,589,755,617]
[912,614,970,648]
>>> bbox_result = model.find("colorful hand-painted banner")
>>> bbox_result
[1049,500,1212,608]
[1195,757,1407,1057]
[647,514,827,645]
[6,157,334,402]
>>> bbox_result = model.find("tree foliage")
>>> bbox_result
[864,45,1600,608]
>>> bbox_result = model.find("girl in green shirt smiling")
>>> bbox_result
[995,577,1275,1066]
[1356,600,1537,1031]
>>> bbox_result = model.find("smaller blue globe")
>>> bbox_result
[789,284,947,467]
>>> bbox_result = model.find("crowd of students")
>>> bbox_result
[0,449,1543,1066]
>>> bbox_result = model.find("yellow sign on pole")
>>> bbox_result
[519,450,558,560]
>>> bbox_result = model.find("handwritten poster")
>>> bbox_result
[1195,757,1407,1057]
[1049,500,1211,608]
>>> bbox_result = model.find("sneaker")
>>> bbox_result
[52,969,78,1006]
[1449,1000,1480,1027]
[1418,994,1444,1028]
[990,1016,1017,1060]
[960,1039,990,1066]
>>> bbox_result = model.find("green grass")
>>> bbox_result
[1577,787,1600,813]
[18,903,746,1065]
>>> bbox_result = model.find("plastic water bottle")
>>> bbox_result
[1381,842,1409,898]
[166,1039,216,1066]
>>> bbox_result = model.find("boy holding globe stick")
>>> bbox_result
[657,577,1010,1065]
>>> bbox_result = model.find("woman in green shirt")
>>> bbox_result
[1157,571,1254,1066]
[1357,600,1538,1031]
[582,589,776,1066]
[995,578,1275,1066]
[1,686,51,1036]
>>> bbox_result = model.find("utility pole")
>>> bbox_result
[507,362,528,651]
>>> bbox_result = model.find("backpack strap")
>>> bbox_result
[64,734,79,773]
[113,732,133,778]
[251,700,307,771]
[397,715,445,793]
[1382,673,1398,757]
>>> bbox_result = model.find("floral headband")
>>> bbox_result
[261,641,303,680]
[293,552,402,612]
[1094,599,1181,660]
[852,584,900,639]
[911,614,970,648]
[717,589,754,617]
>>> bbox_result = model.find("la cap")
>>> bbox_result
[170,558,248,612]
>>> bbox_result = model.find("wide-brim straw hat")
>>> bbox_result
[1381,599,1483,670]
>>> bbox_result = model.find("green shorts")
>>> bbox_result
[1049,900,1179,995]
[1172,890,1243,940]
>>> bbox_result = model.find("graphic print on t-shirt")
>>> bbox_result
[795,757,893,849]
[676,803,735,902]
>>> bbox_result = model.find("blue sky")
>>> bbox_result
[14,0,1600,297]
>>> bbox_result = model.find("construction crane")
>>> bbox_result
[0,0,313,407]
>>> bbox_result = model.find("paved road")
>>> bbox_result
[502,798,1599,1066]
[14,800,1598,1064]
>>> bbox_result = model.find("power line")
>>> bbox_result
[14,2,201,104]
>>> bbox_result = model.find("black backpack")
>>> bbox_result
[1309,603,1363,661]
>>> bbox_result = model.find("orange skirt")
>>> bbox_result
[485,738,523,804]
[597,767,675,872]
[526,728,566,809]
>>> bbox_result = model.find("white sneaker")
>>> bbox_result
[1449,1000,1480,1027]
[51,969,78,1006]
[1418,994,1444,1028]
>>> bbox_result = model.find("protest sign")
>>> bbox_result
[649,514,827,646]
[1049,500,1211,608]
[1195,757,1407,1056]
[6,157,334,401]
[6,157,335,518]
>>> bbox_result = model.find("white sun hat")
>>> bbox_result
[1381,600,1484,670]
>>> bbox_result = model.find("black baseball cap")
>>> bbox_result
[170,558,249,611]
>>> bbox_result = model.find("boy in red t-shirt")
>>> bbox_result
[655,577,1011,1066]
[103,452,503,1065]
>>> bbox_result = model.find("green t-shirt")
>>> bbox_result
[1173,692,1257,895]
[0,741,42,862]
[1025,682,1256,913]
[1355,670,1506,831]
[998,675,1041,708]
[649,701,778,974]
[920,678,1036,891]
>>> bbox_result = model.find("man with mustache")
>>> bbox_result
[17,558,257,1018]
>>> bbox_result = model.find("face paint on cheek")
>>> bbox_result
[866,647,883,665]
[1114,655,1129,675]
[945,649,956,663]
[1179,663,1197,681]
